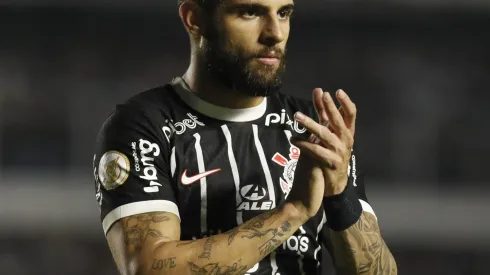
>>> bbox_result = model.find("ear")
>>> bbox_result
[179,1,208,37]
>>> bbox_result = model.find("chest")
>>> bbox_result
[172,123,301,201]
[168,123,305,237]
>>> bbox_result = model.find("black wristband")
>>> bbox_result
[323,180,362,231]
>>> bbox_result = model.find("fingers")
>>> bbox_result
[312,88,328,125]
[336,89,357,136]
[292,139,343,170]
[322,91,347,137]
[294,112,343,149]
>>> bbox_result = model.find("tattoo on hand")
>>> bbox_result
[151,257,177,270]
[188,260,248,275]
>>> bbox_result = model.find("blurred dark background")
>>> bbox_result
[0,0,489,274]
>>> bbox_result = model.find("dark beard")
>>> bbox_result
[202,40,287,97]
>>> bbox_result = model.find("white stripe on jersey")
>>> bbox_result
[221,124,244,225]
[170,146,176,177]
[286,130,307,273]
[314,211,327,267]
[270,251,279,275]
[297,226,307,275]
[102,200,180,235]
[193,133,208,234]
[284,130,293,144]
[252,124,276,209]
[360,199,377,219]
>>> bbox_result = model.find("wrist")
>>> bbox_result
[323,181,362,231]
[324,176,349,197]
[282,201,311,224]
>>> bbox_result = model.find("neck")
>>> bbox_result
[182,58,265,109]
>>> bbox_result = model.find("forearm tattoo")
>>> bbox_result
[188,260,248,275]
[258,221,292,257]
[151,257,177,271]
[225,211,280,246]
[328,212,397,275]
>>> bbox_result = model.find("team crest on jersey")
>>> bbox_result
[272,145,300,198]
[98,151,130,190]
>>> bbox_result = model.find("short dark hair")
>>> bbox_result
[178,0,221,10]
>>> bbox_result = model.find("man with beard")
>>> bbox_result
[93,0,397,274]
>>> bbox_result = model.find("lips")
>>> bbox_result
[256,57,281,65]
[257,53,281,59]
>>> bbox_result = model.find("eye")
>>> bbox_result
[278,9,293,20]
[239,9,258,19]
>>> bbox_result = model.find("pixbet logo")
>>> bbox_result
[265,109,306,134]
[162,113,205,142]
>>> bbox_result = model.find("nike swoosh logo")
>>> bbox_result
[181,168,221,186]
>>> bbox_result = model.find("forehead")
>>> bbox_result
[223,0,294,8]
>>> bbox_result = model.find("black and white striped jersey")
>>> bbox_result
[93,77,375,275]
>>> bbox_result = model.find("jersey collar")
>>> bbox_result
[171,77,268,122]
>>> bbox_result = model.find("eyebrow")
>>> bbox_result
[224,2,295,13]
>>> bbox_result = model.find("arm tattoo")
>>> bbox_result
[328,212,397,275]
[224,212,292,258]
[225,212,277,245]
[188,260,248,275]
[122,212,172,254]
[151,257,177,270]
[258,221,292,256]
[176,240,199,246]
[198,237,217,259]
[175,237,216,259]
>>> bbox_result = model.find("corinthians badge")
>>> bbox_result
[272,145,300,198]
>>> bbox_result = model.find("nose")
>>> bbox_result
[259,15,286,46]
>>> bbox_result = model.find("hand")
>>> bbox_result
[292,88,357,197]
[285,151,325,219]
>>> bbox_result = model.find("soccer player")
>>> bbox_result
[93,0,397,274]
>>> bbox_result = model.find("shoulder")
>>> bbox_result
[97,85,181,143]
[270,92,315,117]
[125,85,178,108]
[101,85,179,128]
[122,84,180,118]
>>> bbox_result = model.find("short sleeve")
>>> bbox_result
[93,105,179,235]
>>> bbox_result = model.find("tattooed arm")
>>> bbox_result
[106,202,309,275]
[323,211,397,275]
[321,168,397,275]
